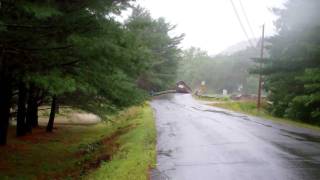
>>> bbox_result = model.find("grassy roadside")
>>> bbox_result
[0,104,156,179]
[193,95,229,102]
[209,101,320,131]
[87,104,156,180]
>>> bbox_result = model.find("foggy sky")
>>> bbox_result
[135,0,287,55]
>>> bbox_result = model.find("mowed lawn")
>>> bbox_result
[0,104,156,180]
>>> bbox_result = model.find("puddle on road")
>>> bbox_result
[150,168,170,180]
[158,149,173,157]
[197,107,274,128]
[280,129,320,143]
[270,141,320,179]
[280,133,305,141]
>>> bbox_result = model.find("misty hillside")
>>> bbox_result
[220,39,258,55]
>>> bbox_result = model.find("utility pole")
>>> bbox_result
[257,24,265,111]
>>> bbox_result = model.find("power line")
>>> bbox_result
[229,0,255,48]
[238,0,257,43]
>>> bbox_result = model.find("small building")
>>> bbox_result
[176,81,192,93]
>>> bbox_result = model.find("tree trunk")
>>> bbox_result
[16,83,27,137]
[55,100,60,114]
[31,100,39,128]
[26,88,38,132]
[32,90,44,128]
[0,53,12,145]
[46,95,57,132]
[0,81,11,145]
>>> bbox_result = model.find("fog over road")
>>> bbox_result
[151,94,320,180]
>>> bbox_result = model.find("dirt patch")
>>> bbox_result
[0,160,11,173]
[17,127,61,144]
[0,126,73,179]
[3,143,28,152]
[80,125,134,171]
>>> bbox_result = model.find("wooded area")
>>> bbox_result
[0,1,182,145]
[257,0,320,124]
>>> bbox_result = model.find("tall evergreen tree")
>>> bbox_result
[260,0,320,123]
[0,0,133,144]
[0,1,184,145]
[126,7,184,91]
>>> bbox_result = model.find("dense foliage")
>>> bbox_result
[261,0,320,124]
[126,7,184,91]
[178,47,259,94]
[0,1,182,144]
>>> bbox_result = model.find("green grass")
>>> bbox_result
[86,104,156,180]
[211,101,320,131]
[0,103,156,180]
[194,95,230,102]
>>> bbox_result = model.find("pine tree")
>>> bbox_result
[260,0,320,123]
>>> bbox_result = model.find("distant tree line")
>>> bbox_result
[178,47,259,95]
[0,1,182,145]
[256,0,320,124]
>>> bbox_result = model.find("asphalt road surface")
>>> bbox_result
[150,94,320,180]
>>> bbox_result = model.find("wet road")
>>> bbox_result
[151,94,320,180]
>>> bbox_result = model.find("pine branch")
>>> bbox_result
[0,24,53,29]
[21,45,73,51]
[59,60,79,67]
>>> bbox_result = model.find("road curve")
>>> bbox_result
[150,94,320,180]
